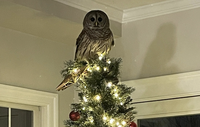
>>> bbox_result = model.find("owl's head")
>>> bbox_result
[83,10,110,30]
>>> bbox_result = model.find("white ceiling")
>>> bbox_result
[93,0,169,10]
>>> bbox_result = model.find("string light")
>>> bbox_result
[107,82,112,87]
[95,95,101,101]
[122,121,126,125]
[99,54,103,60]
[103,116,107,121]
[89,116,94,123]
[114,93,118,97]
[83,96,88,102]
[82,107,85,110]
[107,59,111,64]
[120,102,123,105]
[90,119,94,123]
[110,118,114,124]
[96,66,100,71]
[116,122,120,125]
[103,67,107,71]
[87,67,92,72]
[73,68,78,73]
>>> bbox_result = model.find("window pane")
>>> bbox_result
[138,114,200,127]
[11,108,33,127]
[0,107,8,127]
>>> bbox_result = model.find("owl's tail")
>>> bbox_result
[56,74,74,91]
[56,65,88,91]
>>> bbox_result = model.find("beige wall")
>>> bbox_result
[110,8,200,80]
[0,27,74,127]
[1,2,200,126]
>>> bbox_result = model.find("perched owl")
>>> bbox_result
[57,10,114,91]
[75,10,114,62]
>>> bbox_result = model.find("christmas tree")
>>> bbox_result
[57,10,137,127]
[60,57,136,127]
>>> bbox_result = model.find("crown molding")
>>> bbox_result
[56,0,200,23]
[55,0,123,23]
[122,0,200,23]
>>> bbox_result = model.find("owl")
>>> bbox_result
[57,10,114,91]
[75,10,114,62]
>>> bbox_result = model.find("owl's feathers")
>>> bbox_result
[75,10,114,62]
[57,10,114,91]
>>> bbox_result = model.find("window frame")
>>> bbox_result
[0,101,40,127]
[0,84,58,127]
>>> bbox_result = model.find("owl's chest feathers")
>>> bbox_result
[84,28,112,40]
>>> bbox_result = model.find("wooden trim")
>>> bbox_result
[124,71,200,121]
[0,84,58,127]
[124,71,200,103]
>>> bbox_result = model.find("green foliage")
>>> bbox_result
[63,58,136,127]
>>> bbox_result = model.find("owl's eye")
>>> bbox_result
[90,17,95,22]
[98,17,102,22]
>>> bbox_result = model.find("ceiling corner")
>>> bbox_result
[122,0,200,23]
[55,0,123,37]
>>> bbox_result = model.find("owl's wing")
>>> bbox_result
[75,30,86,60]
[111,33,114,46]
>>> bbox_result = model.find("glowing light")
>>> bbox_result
[95,95,101,101]
[114,93,118,97]
[122,121,126,125]
[107,82,112,87]
[73,68,78,73]
[89,116,94,123]
[96,66,100,71]
[103,67,107,71]
[87,67,92,72]
[83,96,88,102]
[107,59,111,64]
[120,102,123,105]
[82,107,85,110]
[110,118,114,124]
[118,125,122,127]
[103,116,107,121]
[99,54,103,60]
[116,122,120,125]
[90,119,94,123]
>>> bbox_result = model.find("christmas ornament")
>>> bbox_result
[69,111,80,121]
[129,121,137,127]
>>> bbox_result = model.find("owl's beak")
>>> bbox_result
[95,22,98,27]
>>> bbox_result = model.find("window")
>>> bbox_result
[0,84,58,127]
[0,101,40,127]
[138,114,200,127]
